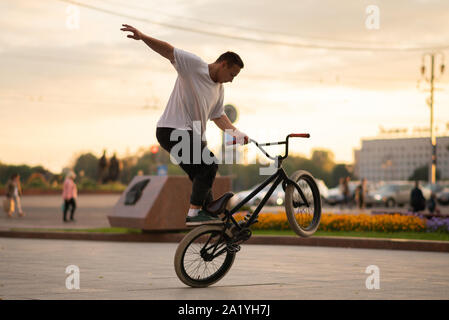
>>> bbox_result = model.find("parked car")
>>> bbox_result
[422,182,449,206]
[325,187,343,205]
[436,188,449,205]
[231,178,328,208]
[230,183,284,208]
[366,182,431,208]
[324,182,358,206]
[422,182,449,194]
[315,179,329,202]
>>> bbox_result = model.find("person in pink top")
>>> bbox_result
[62,171,78,222]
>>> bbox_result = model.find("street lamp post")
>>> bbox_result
[420,52,445,184]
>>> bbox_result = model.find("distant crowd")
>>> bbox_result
[337,176,441,215]
[2,150,123,223]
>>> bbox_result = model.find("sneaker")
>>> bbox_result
[186,210,223,226]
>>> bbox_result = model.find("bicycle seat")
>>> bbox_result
[205,192,234,215]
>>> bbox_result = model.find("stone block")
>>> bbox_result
[107,175,231,231]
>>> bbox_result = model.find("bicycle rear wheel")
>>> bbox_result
[284,170,322,237]
[174,225,235,288]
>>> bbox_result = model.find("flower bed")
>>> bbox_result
[426,217,449,233]
[235,212,442,233]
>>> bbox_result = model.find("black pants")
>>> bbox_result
[156,127,218,207]
[64,198,76,220]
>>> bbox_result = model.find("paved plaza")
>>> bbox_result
[0,194,119,230]
[0,237,448,300]
[1,194,448,300]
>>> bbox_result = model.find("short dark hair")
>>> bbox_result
[216,51,244,68]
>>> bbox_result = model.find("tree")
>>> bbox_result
[0,163,53,185]
[409,165,441,182]
[311,149,335,172]
[331,164,352,188]
[25,173,50,189]
[73,153,98,180]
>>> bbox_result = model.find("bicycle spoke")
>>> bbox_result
[182,229,230,283]
[292,178,315,230]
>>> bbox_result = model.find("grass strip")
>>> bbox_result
[252,229,449,241]
[7,227,449,241]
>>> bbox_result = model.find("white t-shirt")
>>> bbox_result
[156,48,224,140]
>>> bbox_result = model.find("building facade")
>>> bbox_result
[354,136,449,181]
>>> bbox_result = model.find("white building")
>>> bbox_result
[354,136,449,181]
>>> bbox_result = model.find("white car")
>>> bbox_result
[230,183,284,208]
[324,182,358,205]
[366,182,431,207]
[230,177,327,208]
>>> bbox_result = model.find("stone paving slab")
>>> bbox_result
[1,230,449,253]
[0,195,119,230]
[0,238,448,300]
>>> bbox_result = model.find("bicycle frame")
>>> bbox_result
[199,133,311,259]
[224,133,311,233]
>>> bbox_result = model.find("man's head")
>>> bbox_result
[214,51,244,83]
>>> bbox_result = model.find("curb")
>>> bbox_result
[0,230,448,253]
[0,190,123,196]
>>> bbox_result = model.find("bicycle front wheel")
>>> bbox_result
[284,170,322,237]
[174,225,235,288]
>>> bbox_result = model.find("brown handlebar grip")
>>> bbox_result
[288,133,310,138]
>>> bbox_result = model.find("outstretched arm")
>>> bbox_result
[120,24,174,63]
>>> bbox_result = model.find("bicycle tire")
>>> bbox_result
[284,170,322,237]
[174,225,236,288]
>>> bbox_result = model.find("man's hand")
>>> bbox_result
[120,24,174,62]
[120,24,142,40]
[226,129,249,146]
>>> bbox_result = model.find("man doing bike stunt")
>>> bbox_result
[121,24,248,226]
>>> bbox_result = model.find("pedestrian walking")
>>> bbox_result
[62,171,78,222]
[4,173,25,217]
[340,176,351,208]
[410,180,426,213]
[355,178,367,209]
[427,192,440,215]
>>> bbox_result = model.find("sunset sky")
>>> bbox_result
[1,0,449,172]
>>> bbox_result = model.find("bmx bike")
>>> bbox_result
[174,133,322,287]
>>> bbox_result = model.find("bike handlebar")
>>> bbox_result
[287,133,310,138]
[229,133,310,161]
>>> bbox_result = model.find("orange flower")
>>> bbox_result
[235,211,427,232]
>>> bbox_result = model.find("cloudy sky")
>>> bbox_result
[1,0,449,172]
